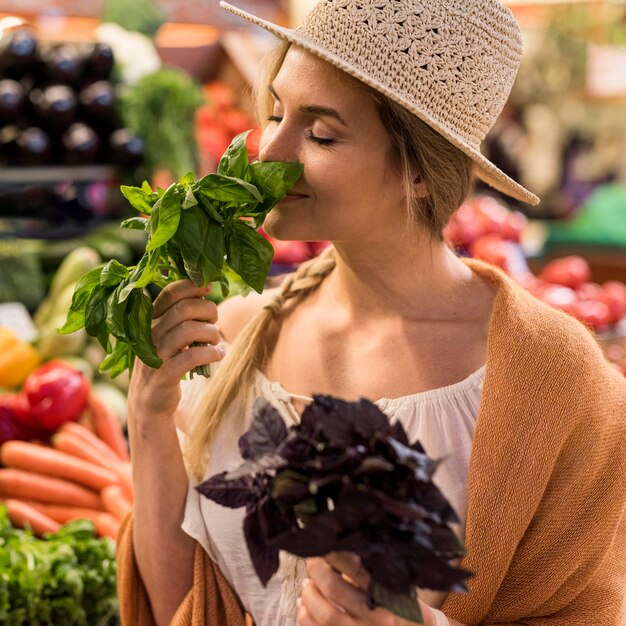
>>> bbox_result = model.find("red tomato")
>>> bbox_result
[198,123,231,160]
[222,109,252,136]
[203,81,236,110]
[246,127,262,161]
[474,196,509,235]
[600,281,626,324]
[500,210,528,243]
[573,300,613,330]
[576,282,604,302]
[539,256,591,290]
[308,240,331,257]
[262,233,311,265]
[538,284,578,314]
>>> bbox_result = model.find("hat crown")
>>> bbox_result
[298,0,523,148]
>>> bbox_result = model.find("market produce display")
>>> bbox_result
[0,506,119,625]
[59,131,303,378]
[446,195,626,335]
[0,29,143,168]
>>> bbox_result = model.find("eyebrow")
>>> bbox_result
[269,84,348,128]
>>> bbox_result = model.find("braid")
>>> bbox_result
[186,246,336,478]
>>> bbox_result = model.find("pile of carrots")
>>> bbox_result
[0,392,132,540]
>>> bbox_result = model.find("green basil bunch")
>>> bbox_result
[59,131,303,378]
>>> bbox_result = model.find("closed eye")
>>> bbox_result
[267,115,336,146]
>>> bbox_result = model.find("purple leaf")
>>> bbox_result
[195,472,252,509]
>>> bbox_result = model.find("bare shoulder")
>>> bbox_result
[217,286,282,343]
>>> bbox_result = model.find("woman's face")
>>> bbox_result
[258,46,408,244]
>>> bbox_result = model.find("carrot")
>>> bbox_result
[59,421,120,464]
[24,500,105,525]
[0,441,118,492]
[52,430,119,470]
[101,484,132,521]
[0,468,103,510]
[94,512,120,540]
[113,462,134,502]
[88,392,129,461]
[5,499,61,535]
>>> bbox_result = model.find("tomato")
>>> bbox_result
[600,281,626,324]
[539,256,591,290]
[261,233,311,265]
[573,300,613,330]
[575,281,603,301]
[203,81,236,110]
[500,210,528,243]
[538,284,578,314]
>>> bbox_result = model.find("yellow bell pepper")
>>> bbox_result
[0,326,41,388]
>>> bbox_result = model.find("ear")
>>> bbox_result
[413,175,429,199]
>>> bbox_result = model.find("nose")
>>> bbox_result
[258,121,297,163]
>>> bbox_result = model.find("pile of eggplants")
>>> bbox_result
[0,28,143,168]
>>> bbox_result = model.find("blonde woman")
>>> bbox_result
[117,1,626,625]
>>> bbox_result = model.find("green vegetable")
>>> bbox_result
[60,131,303,379]
[119,68,204,179]
[0,506,118,625]
[102,0,166,38]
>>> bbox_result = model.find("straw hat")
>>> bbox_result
[220,0,540,206]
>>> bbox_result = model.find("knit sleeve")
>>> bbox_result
[116,513,249,626]
[481,374,626,625]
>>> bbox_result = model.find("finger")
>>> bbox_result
[324,552,370,589]
[153,280,212,318]
[307,558,370,620]
[159,344,224,381]
[156,321,222,360]
[152,297,219,340]
[300,578,354,626]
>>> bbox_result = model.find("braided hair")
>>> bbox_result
[186,246,336,478]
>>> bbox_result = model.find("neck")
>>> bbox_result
[322,233,477,322]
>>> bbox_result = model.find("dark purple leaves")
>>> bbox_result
[196,395,472,622]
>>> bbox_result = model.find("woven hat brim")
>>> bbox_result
[220,2,540,206]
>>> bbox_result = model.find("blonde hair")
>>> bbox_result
[186,41,474,477]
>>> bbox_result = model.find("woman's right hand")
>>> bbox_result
[127,280,225,426]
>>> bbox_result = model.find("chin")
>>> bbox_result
[263,212,314,241]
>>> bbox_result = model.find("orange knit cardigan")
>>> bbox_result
[117,261,626,625]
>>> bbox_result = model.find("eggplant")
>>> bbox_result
[86,43,115,80]
[40,43,85,86]
[78,80,117,126]
[15,127,52,165]
[0,79,26,123]
[0,124,19,164]
[0,29,38,78]
[108,128,144,167]
[62,122,100,164]
[29,84,78,132]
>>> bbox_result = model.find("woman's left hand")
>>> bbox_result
[297,553,430,626]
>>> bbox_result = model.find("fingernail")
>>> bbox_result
[217,345,226,358]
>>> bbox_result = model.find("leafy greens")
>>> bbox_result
[197,395,472,623]
[59,131,303,378]
[0,507,118,626]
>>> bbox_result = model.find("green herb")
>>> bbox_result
[0,506,118,625]
[59,131,303,379]
[119,68,204,180]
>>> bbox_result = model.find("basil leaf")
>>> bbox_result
[249,161,304,203]
[120,217,148,231]
[100,341,134,378]
[196,195,225,223]
[197,175,262,205]
[134,250,162,290]
[226,221,274,294]
[121,185,154,215]
[146,184,184,251]
[100,260,129,287]
[174,206,209,268]
[217,130,251,179]
[141,180,153,194]
[85,285,112,338]
[183,187,198,209]
[180,171,195,185]
[107,284,130,341]
[58,267,105,334]
[125,291,162,369]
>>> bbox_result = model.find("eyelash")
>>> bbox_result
[266,115,336,146]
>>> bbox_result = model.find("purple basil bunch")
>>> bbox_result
[197,395,471,622]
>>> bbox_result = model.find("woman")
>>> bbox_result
[117,1,626,625]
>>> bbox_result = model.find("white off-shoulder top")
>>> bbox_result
[179,362,485,626]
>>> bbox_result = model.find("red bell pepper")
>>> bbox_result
[16,360,90,435]
[0,394,32,444]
